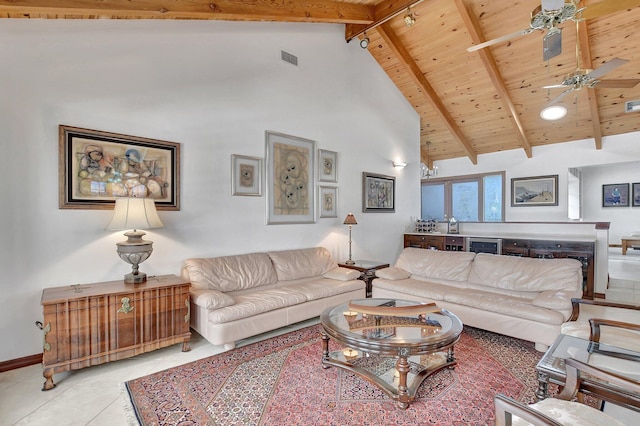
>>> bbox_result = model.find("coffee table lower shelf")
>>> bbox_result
[321,331,456,409]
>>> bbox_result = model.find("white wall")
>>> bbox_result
[434,132,640,230]
[0,20,419,362]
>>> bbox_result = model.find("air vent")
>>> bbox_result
[281,50,298,66]
[625,100,640,113]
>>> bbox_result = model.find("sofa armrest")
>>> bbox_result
[323,267,360,281]
[190,288,235,310]
[374,267,411,281]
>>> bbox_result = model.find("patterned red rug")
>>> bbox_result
[123,324,542,425]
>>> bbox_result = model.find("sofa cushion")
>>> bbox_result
[375,267,411,280]
[394,248,476,282]
[468,253,582,292]
[444,289,566,325]
[268,247,337,281]
[184,252,278,291]
[190,289,235,310]
[532,290,576,311]
[208,288,307,324]
[373,278,449,301]
[323,267,361,281]
[292,278,363,301]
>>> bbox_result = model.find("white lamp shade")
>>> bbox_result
[106,198,164,231]
[541,0,565,12]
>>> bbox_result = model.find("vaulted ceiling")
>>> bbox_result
[2,1,640,168]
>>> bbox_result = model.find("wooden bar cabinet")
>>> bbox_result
[40,274,191,390]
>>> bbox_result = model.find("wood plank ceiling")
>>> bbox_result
[2,0,640,168]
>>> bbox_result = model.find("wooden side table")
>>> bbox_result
[339,261,390,297]
[40,274,191,390]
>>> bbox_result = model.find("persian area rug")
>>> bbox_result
[123,324,543,425]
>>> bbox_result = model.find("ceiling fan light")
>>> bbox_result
[540,105,567,121]
[541,0,565,12]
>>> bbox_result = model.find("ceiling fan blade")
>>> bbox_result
[580,0,640,20]
[586,58,629,79]
[546,89,573,107]
[467,28,534,52]
[595,79,640,88]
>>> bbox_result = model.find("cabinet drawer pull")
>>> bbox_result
[185,298,191,324]
[117,297,134,314]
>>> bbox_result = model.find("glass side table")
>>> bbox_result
[338,260,390,297]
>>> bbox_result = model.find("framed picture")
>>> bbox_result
[59,125,180,210]
[633,183,640,207]
[362,172,395,213]
[265,131,316,224]
[231,155,262,196]
[318,186,338,218]
[510,175,558,207]
[318,149,338,183]
[602,183,629,207]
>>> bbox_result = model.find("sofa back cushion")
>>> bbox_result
[267,247,337,281]
[394,247,476,282]
[183,252,278,292]
[468,253,582,292]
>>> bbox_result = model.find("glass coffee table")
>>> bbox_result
[320,298,463,409]
[536,333,640,411]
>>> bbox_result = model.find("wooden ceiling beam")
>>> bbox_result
[345,0,425,42]
[376,22,478,165]
[455,0,533,158]
[0,0,374,24]
[577,8,603,150]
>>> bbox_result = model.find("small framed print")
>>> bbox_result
[231,154,262,196]
[362,172,395,213]
[318,149,338,183]
[319,186,338,218]
[602,183,629,207]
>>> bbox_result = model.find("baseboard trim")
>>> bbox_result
[0,353,41,373]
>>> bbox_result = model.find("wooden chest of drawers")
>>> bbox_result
[40,275,191,390]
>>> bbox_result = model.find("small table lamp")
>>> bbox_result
[106,198,164,284]
[343,212,357,265]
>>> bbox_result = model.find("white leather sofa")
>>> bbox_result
[372,247,583,351]
[182,247,364,349]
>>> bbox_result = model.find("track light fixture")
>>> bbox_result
[404,7,416,27]
[360,32,369,49]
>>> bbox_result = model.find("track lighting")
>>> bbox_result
[360,32,369,49]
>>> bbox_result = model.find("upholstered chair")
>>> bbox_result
[494,358,640,426]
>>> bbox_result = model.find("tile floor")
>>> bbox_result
[2,249,639,425]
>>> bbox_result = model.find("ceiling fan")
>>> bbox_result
[467,0,640,61]
[542,16,640,106]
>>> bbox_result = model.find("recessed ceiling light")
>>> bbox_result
[540,105,567,121]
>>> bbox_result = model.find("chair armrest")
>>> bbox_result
[558,358,640,402]
[568,298,640,321]
[494,394,562,426]
[587,318,640,361]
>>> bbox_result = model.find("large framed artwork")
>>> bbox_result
[59,125,180,210]
[319,186,338,218]
[362,172,395,213]
[318,149,338,183]
[510,175,558,207]
[633,183,640,207]
[231,154,262,196]
[265,131,316,224]
[602,183,629,207]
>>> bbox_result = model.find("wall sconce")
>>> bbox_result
[393,161,407,169]
[106,197,164,284]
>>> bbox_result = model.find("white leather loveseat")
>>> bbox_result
[182,247,364,349]
[372,247,583,351]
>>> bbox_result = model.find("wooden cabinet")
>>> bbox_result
[404,234,445,250]
[502,239,595,300]
[445,236,465,251]
[40,275,191,390]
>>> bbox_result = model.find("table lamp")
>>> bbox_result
[106,197,164,284]
[343,212,357,265]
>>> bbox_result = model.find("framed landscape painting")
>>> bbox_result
[602,183,629,207]
[265,131,316,224]
[58,125,180,210]
[510,175,558,207]
[362,172,395,212]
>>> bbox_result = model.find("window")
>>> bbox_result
[421,172,505,222]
